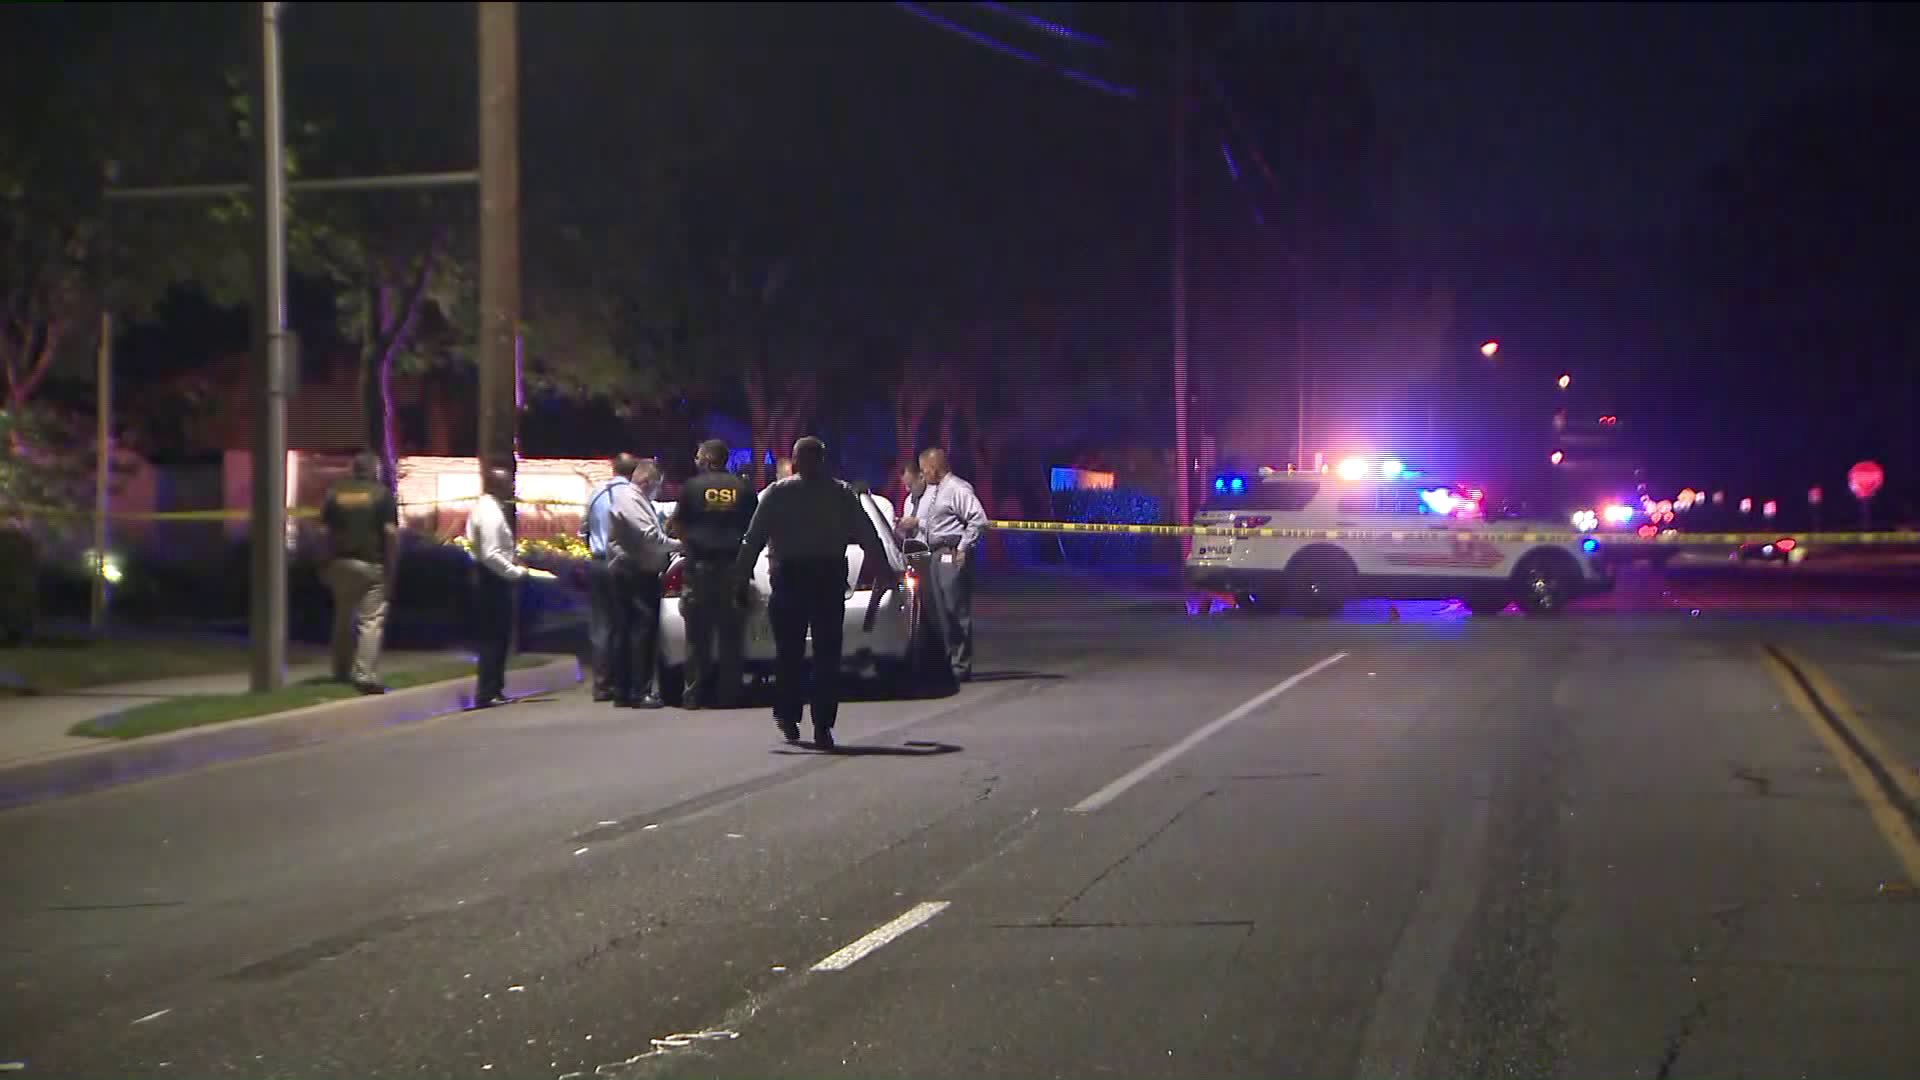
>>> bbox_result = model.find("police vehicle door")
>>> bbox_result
[1332,482,1455,578]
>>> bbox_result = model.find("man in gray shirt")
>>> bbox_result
[738,436,894,749]
[605,457,680,708]
[910,447,988,681]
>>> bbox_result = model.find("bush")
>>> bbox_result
[0,527,38,643]
[1050,487,1175,568]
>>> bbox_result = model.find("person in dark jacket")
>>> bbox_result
[669,439,759,708]
[738,436,894,750]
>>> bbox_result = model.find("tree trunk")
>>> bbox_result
[360,283,400,491]
[745,364,771,487]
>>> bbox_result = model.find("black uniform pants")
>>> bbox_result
[473,569,515,702]
[682,558,746,706]
[586,558,615,696]
[769,556,847,730]
[607,562,662,703]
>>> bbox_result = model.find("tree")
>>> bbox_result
[1,4,250,438]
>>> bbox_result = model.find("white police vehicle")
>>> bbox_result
[652,488,948,704]
[1183,462,1614,617]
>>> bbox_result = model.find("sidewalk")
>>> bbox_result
[0,649,472,772]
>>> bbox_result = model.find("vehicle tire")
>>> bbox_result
[1287,550,1354,618]
[656,661,686,707]
[1513,552,1579,618]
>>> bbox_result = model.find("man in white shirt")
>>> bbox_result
[897,460,928,533]
[467,465,555,708]
[738,436,894,749]
[603,458,680,708]
[910,447,988,681]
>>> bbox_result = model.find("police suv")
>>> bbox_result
[1183,470,1614,617]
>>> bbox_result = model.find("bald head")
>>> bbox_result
[483,466,513,501]
[612,452,640,479]
[792,437,828,478]
[918,447,950,482]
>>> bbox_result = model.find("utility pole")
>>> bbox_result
[478,1,520,504]
[92,162,119,632]
[249,0,291,692]
[1171,3,1191,537]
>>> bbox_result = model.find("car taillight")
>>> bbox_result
[661,559,685,598]
[1774,538,1796,552]
[1234,516,1272,529]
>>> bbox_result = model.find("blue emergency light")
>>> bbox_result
[1213,474,1247,494]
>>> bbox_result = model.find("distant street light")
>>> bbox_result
[1549,449,1564,466]
[1557,373,1571,390]
[1480,340,1499,358]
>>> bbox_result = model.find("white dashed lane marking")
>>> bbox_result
[809,901,952,972]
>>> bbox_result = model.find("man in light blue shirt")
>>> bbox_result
[580,453,638,701]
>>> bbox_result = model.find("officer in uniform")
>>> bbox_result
[669,439,758,709]
[738,436,895,750]
[321,451,398,694]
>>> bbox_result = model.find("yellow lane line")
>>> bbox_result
[1759,646,1920,882]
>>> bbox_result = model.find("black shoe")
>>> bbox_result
[591,690,613,703]
[776,718,801,743]
[471,694,510,710]
[630,694,664,710]
[812,726,836,752]
[353,680,388,695]
[682,696,703,711]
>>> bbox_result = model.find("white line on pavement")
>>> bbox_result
[809,901,952,972]
[1067,652,1350,814]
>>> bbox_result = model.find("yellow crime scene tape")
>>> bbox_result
[5,501,1918,550]
[987,519,1920,547]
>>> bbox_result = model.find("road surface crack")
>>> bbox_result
[1046,789,1216,924]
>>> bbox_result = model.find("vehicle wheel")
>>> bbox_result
[1289,561,1351,618]
[1513,553,1578,618]
[656,661,686,707]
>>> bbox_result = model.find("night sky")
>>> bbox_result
[10,1,1915,510]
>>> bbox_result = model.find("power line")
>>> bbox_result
[892,2,1136,99]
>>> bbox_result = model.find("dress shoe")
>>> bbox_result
[776,718,801,743]
[812,726,836,752]
[630,694,664,710]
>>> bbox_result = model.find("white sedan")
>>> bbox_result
[652,488,946,704]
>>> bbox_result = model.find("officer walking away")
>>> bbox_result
[738,436,895,749]
[467,464,556,708]
[580,454,640,702]
[669,439,758,709]
[605,457,679,709]
[914,447,988,682]
[321,451,398,694]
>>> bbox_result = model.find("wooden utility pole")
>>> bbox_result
[249,0,291,691]
[1171,3,1192,536]
[478,1,521,503]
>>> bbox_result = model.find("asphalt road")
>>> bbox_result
[3,569,1919,1079]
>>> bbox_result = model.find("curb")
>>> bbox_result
[0,655,582,812]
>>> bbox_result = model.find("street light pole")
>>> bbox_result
[248,0,291,692]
